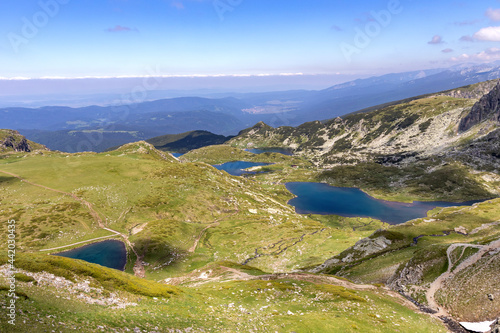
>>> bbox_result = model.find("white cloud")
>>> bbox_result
[486,8,500,21]
[428,35,444,45]
[450,47,500,62]
[473,26,500,41]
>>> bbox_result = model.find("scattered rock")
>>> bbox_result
[351,236,392,257]
[488,294,495,301]
[0,265,137,309]
[454,226,468,235]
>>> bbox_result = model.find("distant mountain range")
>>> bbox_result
[3,62,500,152]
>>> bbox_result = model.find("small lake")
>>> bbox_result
[246,148,294,156]
[286,182,482,224]
[171,153,184,158]
[214,161,271,176]
[54,239,127,271]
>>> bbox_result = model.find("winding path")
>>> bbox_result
[188,222,219,253]
[426,237,500,316]
[39,235,118,252]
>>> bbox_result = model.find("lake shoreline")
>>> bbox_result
[53,239,128,271]
[286,182,485,224]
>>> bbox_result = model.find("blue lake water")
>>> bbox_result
[171,153,184,158]
[214,161,271,176]
[54,240,127,271]
[246,148,294,156]
[286,182,482,224]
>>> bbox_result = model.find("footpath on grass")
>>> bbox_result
[0,169,145,277]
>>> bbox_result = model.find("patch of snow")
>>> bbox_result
[460,321,495,333]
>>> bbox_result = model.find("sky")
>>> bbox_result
[1,0,500,80]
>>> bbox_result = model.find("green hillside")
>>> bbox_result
[0,141,446,332]
[2,81,500,332]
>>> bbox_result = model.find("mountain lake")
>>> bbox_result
[286,182,483,224]
[54,239,127,271]
[214,161,271,176]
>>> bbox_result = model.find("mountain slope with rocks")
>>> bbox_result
[0,129,48,153]
[231,80,500,168]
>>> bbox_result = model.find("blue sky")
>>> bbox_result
[1,0,500,79]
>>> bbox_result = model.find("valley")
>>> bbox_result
[1,79,500,332]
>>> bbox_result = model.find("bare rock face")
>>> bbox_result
[459,82,500,132]
[2,132,31,152]
[440,80,498,100]
[387,261,424,291]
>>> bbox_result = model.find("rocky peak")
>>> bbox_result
[252,121,273,130]
[237,121,274,137]
[459,81,500,132]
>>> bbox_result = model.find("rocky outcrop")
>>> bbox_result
[387,261,424,291]
[489,318,500,333]
[348,236,392,259]
[0,129,48,153]
[439,80,498,100]
[3,136,30,152]
[459,82,500,132]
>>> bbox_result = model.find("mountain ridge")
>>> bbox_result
[230,80,500,169]
[459,81,500,131]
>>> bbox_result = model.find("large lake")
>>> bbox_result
[246,148,294,156]
[286,182,482,224]
[54,239,127,271]
[214,161,271,176]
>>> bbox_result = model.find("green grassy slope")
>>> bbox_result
[315,197,500,322]
[0,139,451,331]
[0,142,380,278]
[0,255,447,332]
[3,80,500,331]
